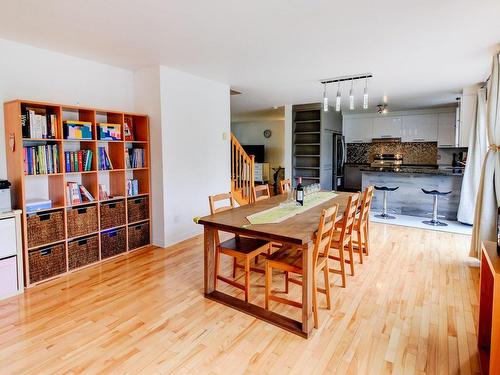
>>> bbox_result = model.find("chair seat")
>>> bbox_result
[219,237,269,256]
[374,186,399,191]
[421,188,452,196]
[268,246,326,271]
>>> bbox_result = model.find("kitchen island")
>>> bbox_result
[361,167,464,221]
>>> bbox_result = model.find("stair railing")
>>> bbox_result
[230,133,255,204]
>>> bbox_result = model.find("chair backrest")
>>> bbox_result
[358,186,374,224]
[208,192,235,246]
[209,192,234,215]
[253,184,271,201]
[279,179,291,194]
[337,193,360,244]
[313,204,339,266]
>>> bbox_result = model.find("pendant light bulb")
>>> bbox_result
[349,79,355,110]
[363,77,369,109]
[322,83,328,112]
[335,83,341,112]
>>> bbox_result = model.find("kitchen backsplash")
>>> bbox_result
[346,142,438,165]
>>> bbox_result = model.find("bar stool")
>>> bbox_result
[374,186,399,219]
[421,189,452,226]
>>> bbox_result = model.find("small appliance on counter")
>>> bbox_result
[0,180,12,213]
[370,154,403,169]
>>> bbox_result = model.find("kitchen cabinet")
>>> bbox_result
[343,117,373,143]
[401,114,438,142]
[372,117,402,138]
[437,112,457,147]
[344,164,364,191]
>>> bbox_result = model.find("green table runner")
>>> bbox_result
[246,191,338,225]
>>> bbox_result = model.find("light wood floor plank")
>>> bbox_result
[0,222,479,374]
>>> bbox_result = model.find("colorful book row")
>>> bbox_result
[23,145,60,175]
[125,148,146,169]
[66,182,95,206]
[98,147,114,170]
[127,179,139,196]
[65,150,93,172]
[22,107,58,139]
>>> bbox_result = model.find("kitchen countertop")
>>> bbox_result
[360,166,464,176]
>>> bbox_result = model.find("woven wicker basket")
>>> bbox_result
[127,196,149,223]
[27,210,65,248]
[68,235,99,270]
[128,222,150,250]
[100,200,126,230]
[28,243,66,284]
[101,227,126,259]
[67,204,98,238]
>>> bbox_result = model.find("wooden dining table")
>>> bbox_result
[198,191,354,338]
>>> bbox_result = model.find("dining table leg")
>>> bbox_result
[204,226,217,295]
[301,241,314,336]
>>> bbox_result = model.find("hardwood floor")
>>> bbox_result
[0,223,479,374]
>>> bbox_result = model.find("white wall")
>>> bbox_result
[133,66,166,246]
[0,38,134,178]
[160,66,230,246]
[231,120,284,170]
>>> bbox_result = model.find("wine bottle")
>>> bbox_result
[296,177,304,206]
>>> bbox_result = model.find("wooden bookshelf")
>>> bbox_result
[478,241,500,375]
[3,100,152,287]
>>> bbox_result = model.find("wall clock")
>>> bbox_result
[263,129,272,138]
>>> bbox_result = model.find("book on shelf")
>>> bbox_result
[23,144,60,175]
[127,179,139,196]
[98,147,114,170]
[66,182,94,205]
[98,184,109,200]
[124,117,134,141]
[125,148,145,169]
[23,107,58,139]
[64,150,93,172]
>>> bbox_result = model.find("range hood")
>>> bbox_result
[371,137,401,143]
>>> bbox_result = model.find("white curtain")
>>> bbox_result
[470,53,500,258]
[458,88,488,224]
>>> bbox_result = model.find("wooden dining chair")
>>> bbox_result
[279,179,291,194]
[353,186,374,263]
[253,184,271,201]
[265,204,339,329]
[209,192,271,302]
[329,193,360,288]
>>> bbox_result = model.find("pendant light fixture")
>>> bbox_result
[320,73,373,113]
[363,76,369,109]
[322,83,328,112]
[349,79,355,110]
[335,82,341,112]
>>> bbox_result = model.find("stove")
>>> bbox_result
[371,153,403,168]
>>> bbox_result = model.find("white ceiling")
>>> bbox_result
[1,0,499,115]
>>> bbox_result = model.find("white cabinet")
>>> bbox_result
[372,117,402,138]
[0,210,23,300]
[343,117,373,143]
[437,112,457,147]
[401,114,438,142]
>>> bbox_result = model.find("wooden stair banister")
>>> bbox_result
[231,133,255,205]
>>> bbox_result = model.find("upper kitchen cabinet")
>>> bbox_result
[437,111,457,147]
[343,117,373,143]
[401,114,438,142]
[372,116,402,139]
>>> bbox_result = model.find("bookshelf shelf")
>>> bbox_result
[4,99,151,287]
